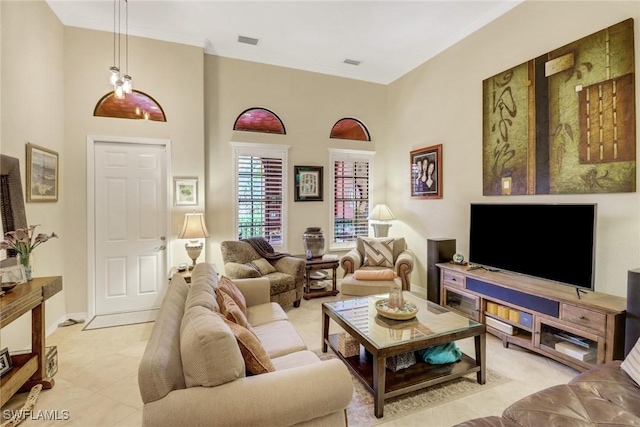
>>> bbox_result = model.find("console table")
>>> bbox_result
[437,263,625,372]
[0,276,63,407]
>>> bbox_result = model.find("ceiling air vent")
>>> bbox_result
[343,59,361,66]
[238,35,259,46]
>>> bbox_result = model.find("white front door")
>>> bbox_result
[93,141,168,315]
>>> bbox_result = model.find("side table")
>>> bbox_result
[169,267,191,283]
[295,256,340,300]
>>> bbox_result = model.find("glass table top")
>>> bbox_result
[324,292,481,349]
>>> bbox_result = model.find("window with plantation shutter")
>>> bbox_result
[232,143,289,249]
[329,149,374,250]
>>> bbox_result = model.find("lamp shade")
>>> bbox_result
[178,213,210,239]
[367,204,395,221]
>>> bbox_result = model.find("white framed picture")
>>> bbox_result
[1,264,27,284]
[174,177,198,206]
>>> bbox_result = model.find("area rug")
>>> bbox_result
[316,350,510,426]
[83,309,158,331]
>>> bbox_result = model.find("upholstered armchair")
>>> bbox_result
[220,240,305,307]
[340,237,414,295]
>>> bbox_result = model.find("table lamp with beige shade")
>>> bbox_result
[178,212,209,269]
[367,204,395,237]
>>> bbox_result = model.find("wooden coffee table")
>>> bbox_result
[322,292,486,418]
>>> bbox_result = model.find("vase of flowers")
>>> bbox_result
[1,225,58,281]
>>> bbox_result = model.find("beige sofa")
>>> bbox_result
[138,263,353,426]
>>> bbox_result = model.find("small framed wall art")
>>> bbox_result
[294,166,323,202]
[174,177,198,206]
[410,144,443,199]
[26,143,59,202]
[0,347,12,378]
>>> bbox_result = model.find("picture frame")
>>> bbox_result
[294,166,323,202]
[26,143,59,202]
[410,144,443,199]
[174,177,198,206]
[0,264,27,284]
[0,347,12,378]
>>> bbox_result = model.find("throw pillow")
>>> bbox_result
[218,275,247,315]
[216,289,254,333]
[215,312,275,375]
[362,238,394,268]
[180,305,245,387]
[621,337,640,386]
[248,258,277,275]
[354,269,396,281]
[231,263,262,279]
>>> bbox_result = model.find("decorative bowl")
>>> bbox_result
[375,298,419,320]
[1,282,17,292]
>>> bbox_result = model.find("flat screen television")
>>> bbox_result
[469,203,597,291]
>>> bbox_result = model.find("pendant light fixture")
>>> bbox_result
[109,0,132,98]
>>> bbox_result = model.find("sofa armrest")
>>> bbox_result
[273,256,305,280]
[224,262,261,279]
[142,359,353,427]
[340,248,362,274]
[395,248,414,290]
[231,277,271,307]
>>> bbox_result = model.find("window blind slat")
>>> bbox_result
[333,158,370,244]
[236,154,284,244]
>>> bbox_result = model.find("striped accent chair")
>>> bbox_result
[340,237,414,296]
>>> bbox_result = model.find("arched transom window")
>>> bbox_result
[330,118,370,141]
[94,90,167,122]
[233,108,286,134]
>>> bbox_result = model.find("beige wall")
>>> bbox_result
[1,0,66,349]
[387,0,640,297]
[2,0,639,351]
[203,55,388,270]
[1,0,206,348]
[63,27,205,315]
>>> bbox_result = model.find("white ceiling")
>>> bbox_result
[46,0,522,84]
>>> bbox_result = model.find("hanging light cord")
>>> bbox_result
[125,0,129,75]
[117,0,121,71]
[112,0,117,67]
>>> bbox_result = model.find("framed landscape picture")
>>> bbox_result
[294,166,323,202]
[410,144,442,199]
[26,143,59,202]
[174,177,198,206]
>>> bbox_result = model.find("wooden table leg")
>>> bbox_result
[322,310,329,352]
[332,264,338,293]
[475,332,486,385]
[25,301,54,390]
[373,354,386,418]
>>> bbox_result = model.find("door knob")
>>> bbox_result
[155,245,166,251]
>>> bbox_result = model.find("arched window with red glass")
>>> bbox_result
[233,108,286,135]
[329,118,370,141]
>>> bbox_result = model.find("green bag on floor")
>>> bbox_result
[418,342,462,364]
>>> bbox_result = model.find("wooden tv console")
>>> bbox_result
[437,263,626,372]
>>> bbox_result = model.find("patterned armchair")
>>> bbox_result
[340,237,414,294]
[220,240,305,307]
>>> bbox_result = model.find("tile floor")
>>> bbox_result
[1,290,579,427]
